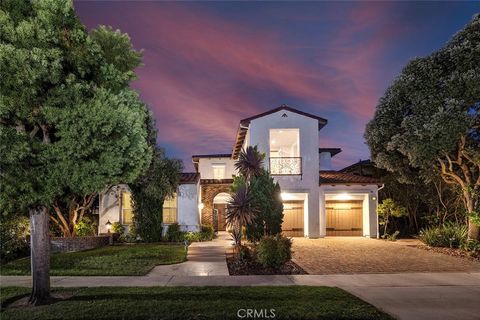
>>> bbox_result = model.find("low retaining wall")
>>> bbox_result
[50,236,110,253]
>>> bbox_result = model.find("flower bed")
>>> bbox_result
[226,253,306,275]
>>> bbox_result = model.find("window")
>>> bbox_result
[212,164,226,180]
[163,194,177,224]
[121,191,133,224]
[269,129,301,175]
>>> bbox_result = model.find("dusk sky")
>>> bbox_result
[74,1,479,171]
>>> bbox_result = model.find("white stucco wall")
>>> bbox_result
[245,109,321,237]
[319,152,332,170]
[98,184,129,234]
[99,183,202,236]
[196,157,236,179]
[320,184,379,238]
[176,182,201,232]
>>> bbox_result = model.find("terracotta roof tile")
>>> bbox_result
[319,171,382,185]
[180,172,200,184]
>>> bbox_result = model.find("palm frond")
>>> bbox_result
[234,146,265,181]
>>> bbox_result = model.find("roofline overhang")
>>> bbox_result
[231,105,328,159]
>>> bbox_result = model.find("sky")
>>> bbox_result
[74,1,479,171]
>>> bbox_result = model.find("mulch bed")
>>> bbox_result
[415,245,480,262]
[226,255,307,275]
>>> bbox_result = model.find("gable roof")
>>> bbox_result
[239,105,328,128]
[180,172,200,184]
[232,105,328,159]
[319,171,382,185]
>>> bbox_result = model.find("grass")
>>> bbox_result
[0,244,187,276]
[0,286,393,320]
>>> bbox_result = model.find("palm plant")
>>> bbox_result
[234,146,265,183]
[226,184,256,246]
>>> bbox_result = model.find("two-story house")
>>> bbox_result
[98,105,382,238]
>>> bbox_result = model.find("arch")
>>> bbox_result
[213,192,231,204]
[200,183,231,229]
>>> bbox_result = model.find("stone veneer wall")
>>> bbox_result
[200,183,232,226]
[50,236,110,253]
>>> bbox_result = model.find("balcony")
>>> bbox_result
[269,157,302,176]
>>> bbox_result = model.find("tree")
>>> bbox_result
[377,199,408,238]
[234,146,265,183]
[227,146,265,246]
[130,146,183,242]
[226,184,256,246]
[365,15,480,239]
[244,170,283,243]
[0,0,152,304]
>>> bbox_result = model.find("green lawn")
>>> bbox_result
[0,286,392,320]
[0,244,187,276]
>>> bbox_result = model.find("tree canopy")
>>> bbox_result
[0,0,153,302]
[365,15,480,239]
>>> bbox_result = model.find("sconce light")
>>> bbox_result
[198,203,205,210]
[372,196,377,201]
[106,220,112,233]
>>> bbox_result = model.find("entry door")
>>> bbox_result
[214,204,227,231]
[282,201,304,237]
[326,201,363,236]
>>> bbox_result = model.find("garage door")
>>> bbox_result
[282,201,304,237]
[326,201,363,236]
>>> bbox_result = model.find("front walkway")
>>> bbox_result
[2,272,480,320]
[146,232,231,276]
[292,237,480,274]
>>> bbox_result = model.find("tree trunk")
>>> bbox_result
[466,197,480,240]
[29,205,51,305]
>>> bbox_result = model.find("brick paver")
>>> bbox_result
[292,237,480,274]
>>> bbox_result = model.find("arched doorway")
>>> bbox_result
[213,192,231,231]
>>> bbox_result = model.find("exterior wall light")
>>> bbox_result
[372,196,377,201]
[106,220,112,238]
[198,203,205,210]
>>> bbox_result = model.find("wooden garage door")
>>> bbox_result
[326,201,363,236]
[282,201,304,237]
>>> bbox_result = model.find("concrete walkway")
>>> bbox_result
[147,231,231,276]
[2,272,480,320]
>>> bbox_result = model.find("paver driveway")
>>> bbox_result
[292,237,480,274]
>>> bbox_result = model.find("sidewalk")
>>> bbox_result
[2,272,480,320]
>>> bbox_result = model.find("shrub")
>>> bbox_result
[165,223,185,242]
[112,222,125,234]
[257,235,292,269]
[0,216,30,263]
[74,216,97,236]
[419,222,468,248]
[184,232,201,243]
[200,224,215,241]
[460,240,480,257]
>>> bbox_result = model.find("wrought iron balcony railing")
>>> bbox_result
[269,157,302,176]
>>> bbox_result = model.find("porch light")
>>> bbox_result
[106,220,112,233]
[198,203,205,210]
[372,196,377,201]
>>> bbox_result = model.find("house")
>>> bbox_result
[98,105,382,238]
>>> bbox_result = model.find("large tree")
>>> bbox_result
[0,0,152,304]
[365,15,480,239]
[131,146,183,242]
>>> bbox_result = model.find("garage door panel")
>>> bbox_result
[326,201,362,236]
[282,201,304,237]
